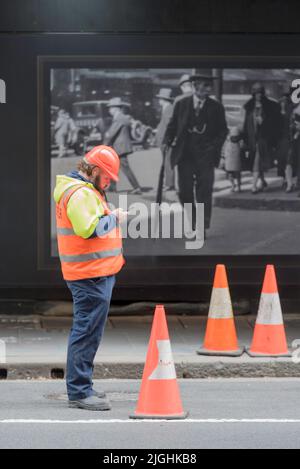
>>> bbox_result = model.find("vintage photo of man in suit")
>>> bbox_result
[163,70,228,238]
[104,97,142,194]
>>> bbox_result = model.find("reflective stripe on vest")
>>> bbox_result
[57,227,75,236]
[60,247,123,263]
[56,184,124,281]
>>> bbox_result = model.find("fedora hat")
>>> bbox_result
[190,69,217,82]
[107,97,131,108]
[178,74,191,87]
[155,88,173,102]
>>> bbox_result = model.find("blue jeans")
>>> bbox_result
[66,275,116,401]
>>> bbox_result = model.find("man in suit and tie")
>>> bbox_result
[163,70,228,238]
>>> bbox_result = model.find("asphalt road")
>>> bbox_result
[1,379,300,449]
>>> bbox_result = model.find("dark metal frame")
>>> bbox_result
[37,54,300,286]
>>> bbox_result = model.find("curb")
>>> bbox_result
[2,361,300,380]
[0,301,252,317]
[214,194,300,212]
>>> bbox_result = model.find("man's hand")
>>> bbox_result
[112,208,128,223]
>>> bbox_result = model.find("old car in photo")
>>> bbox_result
[70,100,155,155]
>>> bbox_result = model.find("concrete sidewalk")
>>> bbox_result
[152,167,300,212]
[213,171,300,212]
[1,314,300,379]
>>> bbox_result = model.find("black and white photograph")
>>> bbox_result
[51,66,300,256]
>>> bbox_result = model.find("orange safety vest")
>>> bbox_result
[56,185,124,281]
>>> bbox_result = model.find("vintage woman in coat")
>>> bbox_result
[242,82,282,194]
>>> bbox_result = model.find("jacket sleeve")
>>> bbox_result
[66,187,105,239]
[91,214,118,238]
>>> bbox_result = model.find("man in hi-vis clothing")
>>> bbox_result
[54,145,126,411]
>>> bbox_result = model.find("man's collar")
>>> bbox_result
[193,94,206,108]
[68,171,96,189]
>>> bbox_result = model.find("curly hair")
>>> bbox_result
[77,159,95,176]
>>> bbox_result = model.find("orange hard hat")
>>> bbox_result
[84,145,120,181]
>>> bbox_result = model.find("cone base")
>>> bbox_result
[197,346,245,357]
[246,348,291,358]
[130,411,189,420]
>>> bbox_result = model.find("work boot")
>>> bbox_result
[68,395,111,411]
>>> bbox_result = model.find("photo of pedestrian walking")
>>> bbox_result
[224,126,242,192]
[289,112,300,198]
[163,70,228,238]
[277,85,295,192]
[105,97,143,194]
[54,109,77,158]
[242,82,282,194]
[175,74,193,102]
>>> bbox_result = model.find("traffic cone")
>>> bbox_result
[197,264,244,356]
[130,305,188,420]
[247,265,290,357]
